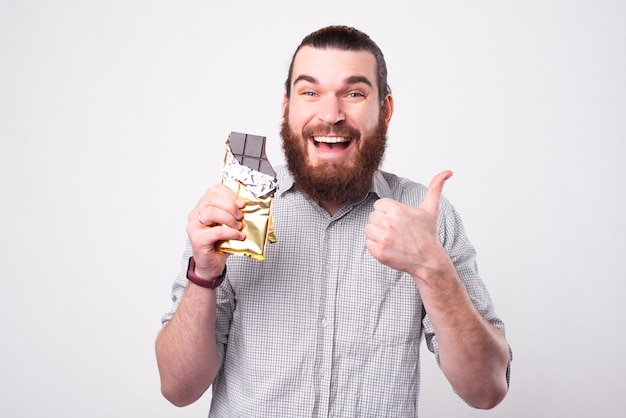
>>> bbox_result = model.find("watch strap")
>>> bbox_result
[186,256,227,289]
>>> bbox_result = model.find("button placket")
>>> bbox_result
[315,219,341,417]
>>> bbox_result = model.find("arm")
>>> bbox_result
[413,246,510,409]
[365,171,510,409]
[156,281,221,406]
[155,184,245,406]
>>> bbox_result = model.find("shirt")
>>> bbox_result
[162,165,510,417]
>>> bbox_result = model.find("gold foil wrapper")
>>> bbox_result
[216,138,277,260]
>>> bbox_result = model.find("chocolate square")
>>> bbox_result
[228,132,275,177]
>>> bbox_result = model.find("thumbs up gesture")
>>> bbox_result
[365,170,453,280]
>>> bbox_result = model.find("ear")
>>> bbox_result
[381,94,394,124]
[282,93,289,114]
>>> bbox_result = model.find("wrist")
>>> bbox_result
[186,256,227,289]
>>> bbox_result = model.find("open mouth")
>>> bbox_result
[312,136,352,150]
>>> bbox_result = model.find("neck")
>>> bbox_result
[318,199,344,216]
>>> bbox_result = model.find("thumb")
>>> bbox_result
[421,170,453,217]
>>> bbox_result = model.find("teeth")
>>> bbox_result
[314,136,349,143]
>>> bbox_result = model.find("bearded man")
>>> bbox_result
[156,25,511,417]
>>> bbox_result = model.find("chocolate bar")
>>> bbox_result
[219,131,277,260]
[228,132,276,177]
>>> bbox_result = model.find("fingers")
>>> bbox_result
[196,205,242,231]
[421,170,453,217]
[190,185,244,229]
[187,184,246,249]
[195,184,244,213]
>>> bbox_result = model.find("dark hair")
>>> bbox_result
[284,25,391,102]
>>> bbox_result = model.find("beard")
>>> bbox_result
[280,107,388,205]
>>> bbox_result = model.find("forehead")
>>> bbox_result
[291,46,377,87]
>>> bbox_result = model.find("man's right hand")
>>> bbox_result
[186,184,246,280]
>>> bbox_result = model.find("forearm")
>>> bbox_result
[433,296,509,409]
[155,283,221,407]
[415,254,509,409]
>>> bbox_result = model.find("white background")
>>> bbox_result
[1,1,625,417]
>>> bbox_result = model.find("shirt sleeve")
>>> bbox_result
[160,240,193,326]
[160,239,233,368]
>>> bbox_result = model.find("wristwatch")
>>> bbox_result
[186,256,227,289]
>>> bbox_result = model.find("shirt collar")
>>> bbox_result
[275,165,295,198]
[369,170,394,199]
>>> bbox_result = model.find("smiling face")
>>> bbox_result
[281,46,393,210]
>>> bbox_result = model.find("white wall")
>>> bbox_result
[1,1,624,417]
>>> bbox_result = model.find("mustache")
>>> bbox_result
[302,122,361,140]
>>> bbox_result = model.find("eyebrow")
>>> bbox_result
[293,74,374,89]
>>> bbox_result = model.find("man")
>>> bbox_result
[156,25,511,417]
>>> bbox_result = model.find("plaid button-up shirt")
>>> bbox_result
[162,165,509,417]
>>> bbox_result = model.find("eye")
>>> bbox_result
[346,91,365,99]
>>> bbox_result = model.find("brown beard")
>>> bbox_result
[280,107,388,205]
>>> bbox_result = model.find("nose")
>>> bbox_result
[317,95,345,125]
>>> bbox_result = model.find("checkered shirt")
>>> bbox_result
[162,165,509,417]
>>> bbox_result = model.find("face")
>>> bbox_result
[281,46,393,205]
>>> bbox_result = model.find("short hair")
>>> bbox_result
[284,25,391,102]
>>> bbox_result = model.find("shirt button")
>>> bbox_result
[322,318,329,327]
